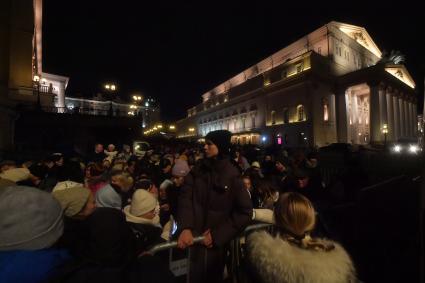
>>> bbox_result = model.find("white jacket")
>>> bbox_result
[247,230,356,283]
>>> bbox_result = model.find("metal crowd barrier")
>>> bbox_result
[146,222,273,283]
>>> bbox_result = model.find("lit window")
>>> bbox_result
[296,64,303,73]
[324,104,329,121]
[297,105,305,122]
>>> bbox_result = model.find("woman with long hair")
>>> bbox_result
[247,192,356,283]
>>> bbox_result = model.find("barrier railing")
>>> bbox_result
[146,222,273,283]
[147,223,272,255]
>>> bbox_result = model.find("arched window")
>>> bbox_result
[271,111,276,125]
[297,105,305,122]
[322,98,329,121]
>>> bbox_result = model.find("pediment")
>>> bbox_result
[330,21,382,58]
[385,64,415,89]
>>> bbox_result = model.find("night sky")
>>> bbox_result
[43,1,424,122]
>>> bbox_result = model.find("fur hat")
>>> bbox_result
[123,189,158,223]
[171,159,190,177]
[52,185,91,217]
[205,130,232,155]
[0,186,63,251]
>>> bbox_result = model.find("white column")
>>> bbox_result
[58,82,66,113]
[336,89,349,143]
[409,101,415,137]
[386,91,394,141]
[407,101,412,137]
[404,100,409,137]
[379,87,388,126]
[399,98,405,137]
[393,95,400,140]
[370,85,381,142]
[329,94,337,142]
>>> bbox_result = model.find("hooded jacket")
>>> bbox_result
[247,230,356,283]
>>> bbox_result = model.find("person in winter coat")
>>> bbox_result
[247,192,356,283]
[124,189,170,253]
[87,143,107,163]
[166,159,190,218]
[0,186,71,283]
[46,208,174,283]
[95,170,133,209]
[177,130,252,283]
[52,184,97,259]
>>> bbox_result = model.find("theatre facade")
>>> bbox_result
[175,21,418,147]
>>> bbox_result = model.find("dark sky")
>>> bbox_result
[43,1,425,122]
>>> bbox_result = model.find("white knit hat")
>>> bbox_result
[123,189,157,223]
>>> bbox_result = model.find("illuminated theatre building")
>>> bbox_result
[176,21,418,146]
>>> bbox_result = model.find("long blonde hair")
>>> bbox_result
[275,192,334,251]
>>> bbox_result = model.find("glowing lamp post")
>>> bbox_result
[33,75,41,109]
[382,124,388,148]
[104,83,116,116]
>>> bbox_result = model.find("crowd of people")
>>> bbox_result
[0,130,357,283]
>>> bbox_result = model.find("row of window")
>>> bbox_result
[271,105,305,125]
[199,104,257,124]
[334,44,362,68]
[200,115,257,135]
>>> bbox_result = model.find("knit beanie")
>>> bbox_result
[0,168,31,183]
[52,180,83,192]
[0,186,64,251]
[205,130,232,156]
[123,189,157,221]
[52,186,91,217]
[171,159,190,177]
[251,161,261,169]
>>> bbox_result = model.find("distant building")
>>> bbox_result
[176,21,418,147]
[0,0,159,152]
[52,96,160,128]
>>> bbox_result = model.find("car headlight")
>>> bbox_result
[409,145,419,153]
[393,145,402,153]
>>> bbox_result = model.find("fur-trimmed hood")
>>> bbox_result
[247,231,356,283]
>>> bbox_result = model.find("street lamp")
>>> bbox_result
[382,124,388,148]
[104,83,117,116]
[33,75,41,109]
[132,95,143,117]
